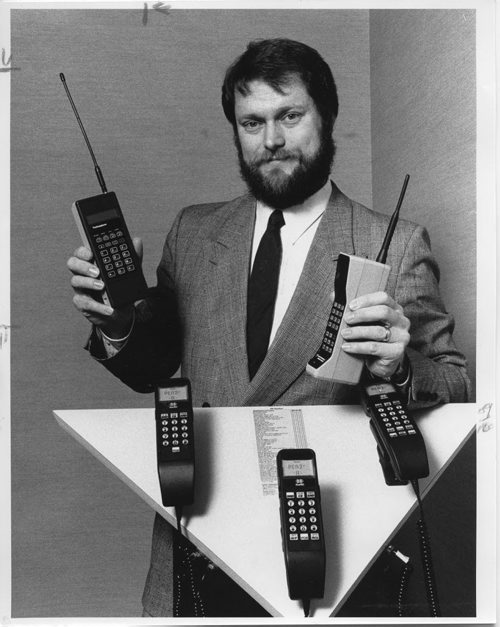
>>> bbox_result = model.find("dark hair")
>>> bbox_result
[221,38,338,134]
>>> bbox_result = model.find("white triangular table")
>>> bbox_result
[53,403,477,617]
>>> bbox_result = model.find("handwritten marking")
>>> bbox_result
[1,48,20,72]
[477,402,494,433]
[0,325,10,349]
[142,2,171,25]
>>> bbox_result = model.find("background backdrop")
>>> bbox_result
[10,8,476,617]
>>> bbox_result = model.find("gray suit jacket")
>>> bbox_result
[88,181,470,615]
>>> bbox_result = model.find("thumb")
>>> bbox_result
[132,237,143,264]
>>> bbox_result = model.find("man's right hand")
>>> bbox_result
[67,237,143,339]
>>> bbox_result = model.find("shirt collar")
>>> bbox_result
[255,179,331,244]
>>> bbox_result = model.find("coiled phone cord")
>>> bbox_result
[411,480,441,617]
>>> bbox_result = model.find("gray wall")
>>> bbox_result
[369,9,476,397]
[11,9,374,616]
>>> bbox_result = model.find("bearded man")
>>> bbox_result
[67,38,470,617]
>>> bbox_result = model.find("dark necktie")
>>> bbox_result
[247,209,285,379]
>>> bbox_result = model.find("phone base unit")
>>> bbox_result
[72,191,148,308]
[307,253,390,385]
[362,381,429,484]
[277,449,325,601]
[155,379,195,507]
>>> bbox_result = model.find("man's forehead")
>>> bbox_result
[234,77,311,112]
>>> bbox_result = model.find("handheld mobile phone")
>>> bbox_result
[60,73,148,308]
[307,175,410,386]
[306,254,390,384]
[362,380,429,484]
[155,378,195,506]
[277,448,326,603]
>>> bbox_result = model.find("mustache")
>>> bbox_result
[251,150,301,167]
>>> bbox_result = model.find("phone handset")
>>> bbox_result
[60,73,148,309]
[277,449,326,617]
[307,175,410,386]
[361,379,429,484]
[155,378,195,507]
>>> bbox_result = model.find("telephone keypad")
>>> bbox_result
[374,396,416,438]
[320,301,345,355]
[157,401,192,455]
[91,227,137,279]
[285,489,321,543]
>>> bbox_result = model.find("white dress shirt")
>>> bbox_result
[250,179,331,348]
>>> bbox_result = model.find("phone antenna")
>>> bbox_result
[59,72,108,194]
[376,174,410,264]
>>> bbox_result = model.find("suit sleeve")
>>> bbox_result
[84,211,184,393]
[393,224,472,408]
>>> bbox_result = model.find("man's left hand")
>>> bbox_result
[340,291,410,379]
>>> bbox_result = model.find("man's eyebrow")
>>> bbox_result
[237,104,306,122]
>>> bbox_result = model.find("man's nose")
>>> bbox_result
[263,121,285,151]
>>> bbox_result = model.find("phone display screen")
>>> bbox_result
[365,382,395,396]
[159,385,189,402]
[282,459,314,477]
[87,207,120,225]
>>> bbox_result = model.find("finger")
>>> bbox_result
[67,255,100,278]
[73,292,114,318]
[70,275,105,292]
[132,237,143,263]
[349,292,397,311]
[341,339,403,360]
[73,245,94,262]
[344,304,401,327]
[341,324,407,343]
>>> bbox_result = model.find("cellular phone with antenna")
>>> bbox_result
[307,175,410,385]
[60,73,148,309]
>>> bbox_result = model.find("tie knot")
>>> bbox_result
[268,209,285,231]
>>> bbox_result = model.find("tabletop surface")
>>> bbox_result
[53,403,477,618]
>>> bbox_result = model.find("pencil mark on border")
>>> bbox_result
[0,325,10,349]
[142,2,171,25]
[477,402,494,433]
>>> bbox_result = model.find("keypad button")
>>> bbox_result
[298,508,306,515]
[299,517,306,524]
[300,534,309,541]
[310,525,318,532]
[289,525,296,532]
[162,434,168,439]
[290,534,298,541]
[309,508,316,515]
[127,265,135,272]
[296,492,305,499]
[289,517,296,524]
[306,491,315,498]
[287,500,294,507]
[107,271,116,278]
[298,500,305,507]
[288,509,295,515]
[117,267,126,275]
[310,516,317,523]
[172,446,180,453]
[308,499,315,506]
[182,439,189,445]
[300,525,307,532]
[311,533,320,540]
[122,250,131,258]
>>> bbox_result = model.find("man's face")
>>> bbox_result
[233,77,334,209]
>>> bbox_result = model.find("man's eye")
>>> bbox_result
[242,120,261,131]
[283,112,301,123]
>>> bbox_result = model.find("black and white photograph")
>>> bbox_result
[0,0,496,623]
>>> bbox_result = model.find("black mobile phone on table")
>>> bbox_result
[362,380,429,485]
[277,448,325,604]
[155,378,195,506]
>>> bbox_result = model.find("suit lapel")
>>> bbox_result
[206,194,255,404]
[242,182,356,406]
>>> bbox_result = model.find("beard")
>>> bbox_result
[236,132,335,210]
